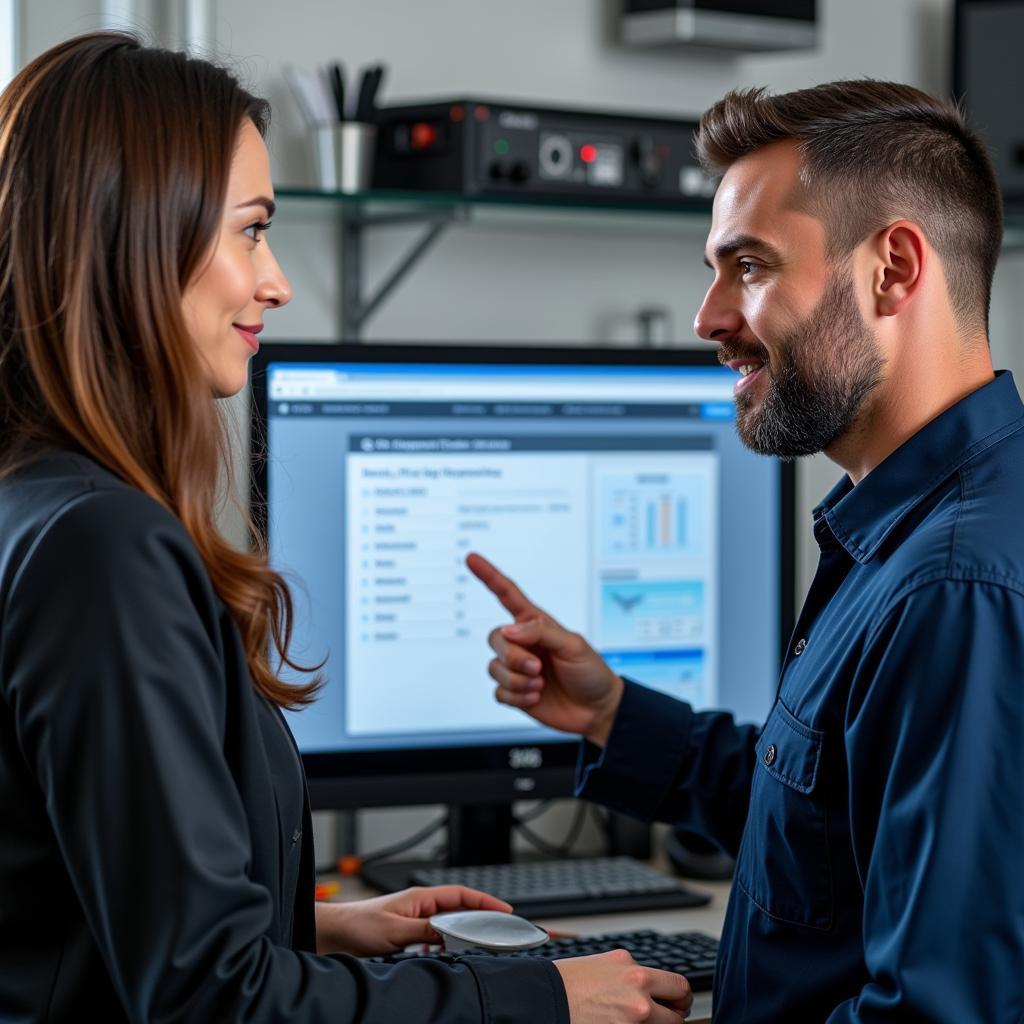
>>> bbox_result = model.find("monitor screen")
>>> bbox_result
[250,344,794,810]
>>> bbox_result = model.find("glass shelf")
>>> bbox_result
[276,187,1024,250]
[274,186,721,241]
[275,186,715,218]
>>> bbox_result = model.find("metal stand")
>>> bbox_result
[340,202,464,341]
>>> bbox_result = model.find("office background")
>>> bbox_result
[5,0,1023,857]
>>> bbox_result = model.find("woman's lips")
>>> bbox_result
[233,324,261,352]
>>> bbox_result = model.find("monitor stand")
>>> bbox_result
[360,802,513,893]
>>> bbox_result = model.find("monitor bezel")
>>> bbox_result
[249,342,796,810]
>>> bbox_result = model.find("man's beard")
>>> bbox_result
[726,269,885,459]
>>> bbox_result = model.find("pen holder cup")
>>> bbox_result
[313,122,377,193]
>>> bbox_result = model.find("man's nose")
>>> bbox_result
[693,282,744,343]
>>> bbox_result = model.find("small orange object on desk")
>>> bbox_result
[314,881,341,901]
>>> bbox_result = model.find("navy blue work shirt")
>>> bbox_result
[577,371,1024,1021]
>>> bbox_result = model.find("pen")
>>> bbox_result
[329,62,345,122]
[367,64,385,121]
[355,63,386,123]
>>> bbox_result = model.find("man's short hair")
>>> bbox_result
[695,80,1003,336]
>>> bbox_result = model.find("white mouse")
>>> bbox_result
[429,910,550,953]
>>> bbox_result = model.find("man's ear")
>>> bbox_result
[872,220,926,317]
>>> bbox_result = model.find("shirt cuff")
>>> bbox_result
[463,956,570,1024]
[575,678,694,821]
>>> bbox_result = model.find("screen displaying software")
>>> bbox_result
[264,357,782,753]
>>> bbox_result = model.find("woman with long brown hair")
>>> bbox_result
[0,30,691,1024]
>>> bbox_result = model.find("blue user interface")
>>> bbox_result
[264,359,782,752]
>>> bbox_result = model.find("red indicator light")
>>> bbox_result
[580,144,598,163]
[474,104,491,122]
[449,105,465,122]
[411,122,437,149]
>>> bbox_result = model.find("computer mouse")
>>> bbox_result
[429,910,550,952]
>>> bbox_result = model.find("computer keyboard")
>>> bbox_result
[367,928,719,993]
[407,855,711,918]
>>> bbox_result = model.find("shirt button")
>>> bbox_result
[764,744,777,767]
[793,637,807,656]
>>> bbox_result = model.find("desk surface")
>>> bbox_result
[329,872,730,1023]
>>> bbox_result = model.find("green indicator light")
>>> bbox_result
[494,139,510,156]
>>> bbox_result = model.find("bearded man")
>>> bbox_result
[470,81,1024,1022]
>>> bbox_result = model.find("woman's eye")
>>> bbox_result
[244,220,272,243]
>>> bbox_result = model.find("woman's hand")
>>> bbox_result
[554,950,692,1022]
[315,885,513,956]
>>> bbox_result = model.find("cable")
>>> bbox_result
[512,800,589,859]
[514,799,555,825]
[360,811,450,866]
[315,812,450,875]
[316,800,590,876]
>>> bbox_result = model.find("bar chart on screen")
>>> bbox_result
[592,458,718,709]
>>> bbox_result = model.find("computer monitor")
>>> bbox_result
[249,343,795,868]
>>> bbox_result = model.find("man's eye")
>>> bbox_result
[738,260,759,276]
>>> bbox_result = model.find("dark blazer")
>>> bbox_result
[0,451,568,1023]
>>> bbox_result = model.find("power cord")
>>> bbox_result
[360,812,449,867]
[512,800,590,859]
[316,811,449,875]
[317,800,599,876]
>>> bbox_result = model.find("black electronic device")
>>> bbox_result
[665,829,735,882]
[367,928,720,993]
[954,0,1024,210]
[621,0,817,52]
[249,343,795,878]
[371,98,717,206]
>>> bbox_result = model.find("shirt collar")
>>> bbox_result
[811,371,1024,564]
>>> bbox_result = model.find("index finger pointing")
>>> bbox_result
[465,552,537,618]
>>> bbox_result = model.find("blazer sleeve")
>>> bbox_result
[1,488,568,1024]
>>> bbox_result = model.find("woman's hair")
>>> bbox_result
[0,31,320,708]
[695,80,1003,338]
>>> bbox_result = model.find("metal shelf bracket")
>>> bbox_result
[340,205,464,340]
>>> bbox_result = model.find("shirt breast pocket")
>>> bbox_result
[734,700,833,930]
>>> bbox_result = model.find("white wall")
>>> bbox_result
[11,0,1024,858]
[1,0,16,90]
